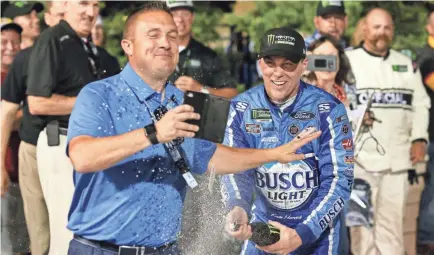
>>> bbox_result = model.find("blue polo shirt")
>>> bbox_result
[66,63,217,247]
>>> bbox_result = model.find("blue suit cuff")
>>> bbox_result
[295,223,317,245]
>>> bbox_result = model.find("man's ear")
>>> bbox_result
[121,39,133,56]
[301,57,308,69]
[344,15,348,29]
[313,16,321,30]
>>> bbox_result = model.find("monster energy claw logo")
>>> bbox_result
[268,34,275,45]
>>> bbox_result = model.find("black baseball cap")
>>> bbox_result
[258,27,306,63]
[1,17,22,34]
[316,0,346,17]
[3,1,44,19]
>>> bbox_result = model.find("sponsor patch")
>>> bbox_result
[342,139,353,151]
[252,109,272,122]
[245,124,261,134]
[261,136,279,143]
[344,156,355,164]
[318,103,331,113]
[318,197,345,230]
[256,161,319,210]
[344,168,354,178]
[357,88,413,109]
[235,101,249,112]
[262,126,276,132]
[336,114,348,123]
[290,111,316,121]
[392,64,408,72]
[342,124,349,134]
[288,124,300,136]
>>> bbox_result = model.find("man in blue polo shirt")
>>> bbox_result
[65,2,321,255]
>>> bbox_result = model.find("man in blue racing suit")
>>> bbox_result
[221,26,354,255]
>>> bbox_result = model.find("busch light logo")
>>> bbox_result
[255,161,319,210]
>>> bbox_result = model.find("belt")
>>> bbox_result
[73,235,175,255]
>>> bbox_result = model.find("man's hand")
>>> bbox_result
[411,141,426,165]
[362,110,375,128]
[273,127,321,163]
[1,167,10,197]
[257,221,302,255]
[155,105,200,143]
[225,206,252,241]
[174,76,203,92]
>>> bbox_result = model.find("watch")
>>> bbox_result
[144,124,159,145]
[201,86,210,94]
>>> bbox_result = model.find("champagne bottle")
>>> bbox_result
[250,222,280,246]
[231,222,280,246]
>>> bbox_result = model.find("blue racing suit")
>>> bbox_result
[221,81,354,255]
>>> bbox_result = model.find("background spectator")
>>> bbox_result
[3,2,43,49]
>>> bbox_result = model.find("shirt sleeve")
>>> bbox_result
[66,84,112,156]
[410,67,430,143]
[26,33,60,97]
[220,101,255,214]
[295,102,354,245]
[188,139,217,175]
[1,50,28,104]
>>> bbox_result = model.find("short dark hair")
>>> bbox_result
[123,1,172,39]
[307,35,353,86]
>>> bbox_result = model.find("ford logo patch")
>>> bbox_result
[290,111,316,121]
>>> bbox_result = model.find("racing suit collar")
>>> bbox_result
[263,80,306,114]
[360,41,390,60]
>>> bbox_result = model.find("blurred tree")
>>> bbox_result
[224,1,430,56]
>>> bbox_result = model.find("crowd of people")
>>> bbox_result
[1,1,433,255]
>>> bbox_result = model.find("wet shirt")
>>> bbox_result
[66,63,217,247]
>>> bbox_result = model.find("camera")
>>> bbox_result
[307,55,337,72]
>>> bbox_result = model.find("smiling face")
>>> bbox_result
[1,29,21,69]
[63,0,99,38]
[121,10,179,81]
[259,56,307,103]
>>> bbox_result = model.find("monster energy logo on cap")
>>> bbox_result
[268,34,275,45]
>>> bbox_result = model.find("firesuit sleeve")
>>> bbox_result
[295,102,354,245]
[220,101,255,215]
[409,67,430,143]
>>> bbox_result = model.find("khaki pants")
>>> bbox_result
[18,141,50,255]
[37,129,74,255]
[350,167,409,255]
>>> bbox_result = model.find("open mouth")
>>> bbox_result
[272,80,286,86]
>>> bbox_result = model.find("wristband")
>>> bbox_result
[144,124,159,145]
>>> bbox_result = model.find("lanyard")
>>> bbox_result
[141,91,198,189]
[81,37,102,79]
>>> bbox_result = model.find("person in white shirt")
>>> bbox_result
[346,8,430,255]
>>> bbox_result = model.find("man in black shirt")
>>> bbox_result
[1,2,63,254]
[23,1,111,254]
[166,0,238,99]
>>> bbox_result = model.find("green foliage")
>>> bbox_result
[103,10,130,67]
[192,6,225,45]
[224,1,429,53]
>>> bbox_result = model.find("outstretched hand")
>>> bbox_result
[273,127,321,163]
